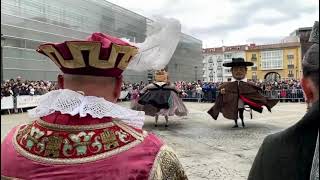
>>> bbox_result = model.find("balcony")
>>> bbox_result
[288,74,294,78]
[251,57,257,61]
[288,64,294,69]
[209,67,213,70]
[251,67,257,71]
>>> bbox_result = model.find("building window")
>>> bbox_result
[209,65,213,70]
[251,54,257,61]
[252,72,257,80]
[287,55,294,59]
[287,54,294,66]
[288,70,294,78]
[224,53,232,59]
[288,58,293,65]
[261,50,283,70]
[208,57,213,63]
[209,72,213,77]
[251,66,257,71]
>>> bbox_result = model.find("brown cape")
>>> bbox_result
[207,81,279,120]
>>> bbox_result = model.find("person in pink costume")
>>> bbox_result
[1,33,187,180]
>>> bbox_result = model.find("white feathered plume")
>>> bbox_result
[127,16,181,71]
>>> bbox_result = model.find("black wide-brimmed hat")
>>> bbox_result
[223,58,254,67]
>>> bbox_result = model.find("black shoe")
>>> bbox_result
[165,124,168,128]
[155,124,158,127]
[232,124,239,128]
[242,124,245,128]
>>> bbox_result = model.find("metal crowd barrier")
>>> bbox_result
[1,95,42,114]
[180,89,305,103]
[261,89,305,102]
[181,90,218,102]
[1,91,130,114]
[1,89,305,114]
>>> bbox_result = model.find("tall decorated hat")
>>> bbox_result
[37,32,139,77]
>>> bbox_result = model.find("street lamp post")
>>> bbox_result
[1,34,6,82]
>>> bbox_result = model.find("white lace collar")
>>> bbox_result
[28,89,145,129]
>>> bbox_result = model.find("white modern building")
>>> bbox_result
[202,45,247,82]
[1,0,202,82]
[202,47,223,82]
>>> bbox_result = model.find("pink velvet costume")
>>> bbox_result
[1,32,187,180]
[1,113,163,180]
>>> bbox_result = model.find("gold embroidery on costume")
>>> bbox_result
[100,130,119,150]
[44,136,63,158]
[12,120,145,165]
[148,145,188,180]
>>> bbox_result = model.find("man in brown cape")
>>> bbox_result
[207,58,278,128]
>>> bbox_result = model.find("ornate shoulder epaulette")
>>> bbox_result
[149,145,188,180]
[13,119,146,164]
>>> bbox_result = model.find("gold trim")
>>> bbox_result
[12,123,145,164]
[38,42,138,70]
[113,121,145,141]
[148,145,188,180]
[149,145,167,180]
[36,119,115,131]
[39,44,86,69]
[116,45,139,70]
[1,175,23,180]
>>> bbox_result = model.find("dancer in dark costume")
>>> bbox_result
[132,69,188,127]
[207,58,279,128]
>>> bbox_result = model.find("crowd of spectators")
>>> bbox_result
[121,79,304,102]
[249,79,302,91]
[2,77,303,102]
[1,76,58,98]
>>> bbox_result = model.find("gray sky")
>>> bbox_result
[107,0,319,47]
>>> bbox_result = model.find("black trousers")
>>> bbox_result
[235,108,245,125]
[238,108,244,121]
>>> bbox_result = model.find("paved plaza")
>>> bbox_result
[1,102,306,180]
